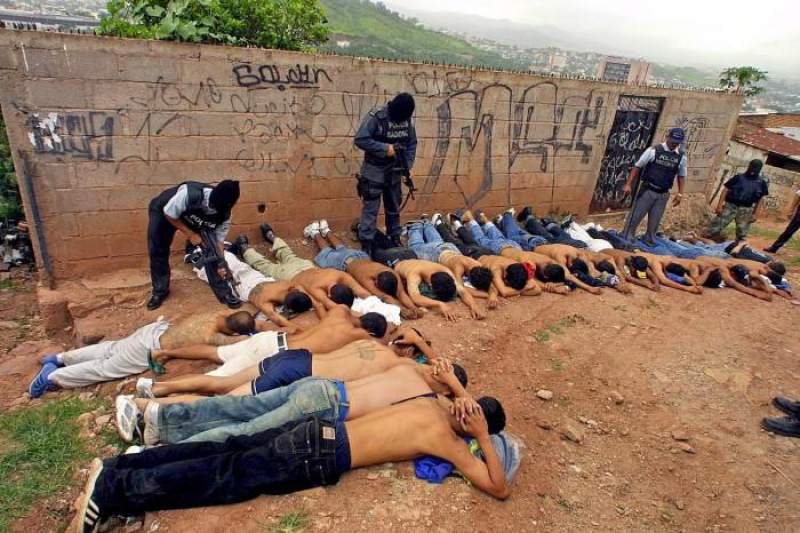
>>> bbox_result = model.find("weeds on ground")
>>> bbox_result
[0,278,14,290]
[723,223,800,251]
[532,314,587,343]
[0,397,95,530]
[274,509,309,533]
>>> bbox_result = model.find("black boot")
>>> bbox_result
[761,416,800,437]
[389,235,402,248]
[147,292,168,311]
[360,239,374,257]
[764,245,780,254]
[228,234,250,258]
[773,396,800,418]
[260,223,275,245]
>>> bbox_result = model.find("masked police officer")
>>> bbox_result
[622,127,688,246]
[353,92,418,255]
[147,179,240,310]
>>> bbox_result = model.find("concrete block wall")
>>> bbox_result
[0,30,742,281]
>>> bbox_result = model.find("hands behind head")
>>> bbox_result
[451,397,488,437]
[431,358,453,382]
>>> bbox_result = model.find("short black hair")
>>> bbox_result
[376,271,399,297]
[703,268,723,288]
[360,312,388,338]
[330,283,355,307]
[768,261,786,276]
[477,396,506,434]
[452,363,468,388]
[209,179,240,212]
[596,260,615,274]
[224,311,255,335]
[631,255,649,272]
[541,264,565,283]
[468,266,493,292]
[504,263,529,290]
[285,290,312,314]
[730,264,750,284]
[570,258,589,275]
[665,262,688,277]
[766,270,784,285]
[430,272,456,301]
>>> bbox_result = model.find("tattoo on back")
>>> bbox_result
[356,344,376,361]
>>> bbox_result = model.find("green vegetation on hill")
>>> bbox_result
[651,63,717,87]
[319,0,524,68]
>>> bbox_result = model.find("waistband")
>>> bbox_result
[276,331,288,352]
[334,380,350,422]
[642,181,669,194]
[333,421,351,473]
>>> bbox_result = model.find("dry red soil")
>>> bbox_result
[2,225,800,532]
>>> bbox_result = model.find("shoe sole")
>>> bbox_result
[772,398,800,419]
[75,458,104,533]
[115,395,139,443]
[761,419,800,438]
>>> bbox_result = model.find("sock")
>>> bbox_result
[56,354,64,365]
[143,402,160,446]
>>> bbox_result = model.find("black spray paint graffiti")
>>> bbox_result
[27,111,115,161]
[673,116,720,162]
[407,70,473,97]
[233,63,333,91]
[130,76,222,110]
[426,82,604,207]
[341,81,390,136]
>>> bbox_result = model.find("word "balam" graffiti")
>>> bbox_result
[233,64,333,91]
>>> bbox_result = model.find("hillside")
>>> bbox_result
[319,0,524,68]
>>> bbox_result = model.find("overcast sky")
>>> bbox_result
[390,0,799,77]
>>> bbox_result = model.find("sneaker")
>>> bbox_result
[228,234,249,258]
[115,395,141,443]
[773,396,800,419]
[39,353,63,367]
[431,213,443,226]
[303,221,320,238]
[505,207,516,217]
[516,206,533,223]
[761,416,800,438]
[318,219,330,237]
[124,445,144,455]
[136,378,155,399]
[260,223,275,244]
[147,292,168,311]
[76,458,105,533]
[28,362,58,398]
[764,246,779,254]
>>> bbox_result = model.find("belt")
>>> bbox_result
[642,182,669,194]
[276,331,288,352]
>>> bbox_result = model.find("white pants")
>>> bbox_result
[195,251,273,301]
[49,319,169,388]
[206,331,287,377]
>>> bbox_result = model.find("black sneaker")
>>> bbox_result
[147,292,168,311]
[764,246,779,254]
[773,396,800,419]
[761,416,800,438]
[517,206,533,223]
[260,223,275,244]
[228,234,249,258]
[225,296,242,309]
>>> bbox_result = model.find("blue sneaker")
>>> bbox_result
[28,362,59,398]
[39,353,63,367]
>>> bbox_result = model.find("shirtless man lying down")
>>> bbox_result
[393,259,486,320]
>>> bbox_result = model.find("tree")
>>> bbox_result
[99,0,329,51]
[0,110,23,221]
[719,66,768,97]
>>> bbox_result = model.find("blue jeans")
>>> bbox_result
[466,221,521,255]
[158,378,345,444]
[499,213,547,251]
[408,221,460,262]
[314,246,369,271]
[96,417,345,516]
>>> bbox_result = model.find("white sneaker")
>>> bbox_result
[318,219,330,237]
[124,445,144,455]
[303,221,320,239]
[432,213,443,226]
[136,377,154,398]
[115,395,140,443]
[505,207,516,216]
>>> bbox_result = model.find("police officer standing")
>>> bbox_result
[705,159,769,242]
[353,92,417,254]
[147,179,240,310]
[622,127,688,246]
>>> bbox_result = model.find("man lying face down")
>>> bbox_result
[78,394,512,532]
[695,256,789,302]
[117,357,469,446]
[145,305,389,378]
[600,249,662,291]
[393,258,486,321]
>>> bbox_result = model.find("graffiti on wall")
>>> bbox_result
[232,63,333,91]
[26,111,115,161]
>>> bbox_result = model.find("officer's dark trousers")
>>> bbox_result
[770,207,800,251]
[359,178,402,242]
[147,201,176,297]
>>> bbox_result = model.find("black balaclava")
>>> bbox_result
[209,180,240,212]
[745,159,763,178]
[387,93,415,122]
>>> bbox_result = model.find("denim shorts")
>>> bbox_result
[251,349,313,394]
[315,246,369,271]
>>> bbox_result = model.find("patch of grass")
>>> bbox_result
[0,278,14,290]
[531,314,587,343]
[274,510,309,533]
[0,397,96,530]
[724,223,800,252]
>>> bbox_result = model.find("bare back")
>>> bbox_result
[394,259,449,281]
[347,259,391,286]
[312,340,410,382]
[345,365,433,419]
[292,268,345,291]
[289,309,368,353]
[534,244,579,264]
[160,311,226,349]
[249,280,292,310]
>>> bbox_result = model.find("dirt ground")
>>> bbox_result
[3,222,800,533]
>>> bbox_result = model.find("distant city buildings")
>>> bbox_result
[596,56,652,85]
[0,8,98,32]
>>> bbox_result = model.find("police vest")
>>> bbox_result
[641,145,683,191]
[152,181,228,232]
[364,107,414,166]
[727,174,767,207]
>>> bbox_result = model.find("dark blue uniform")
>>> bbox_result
[353,106,417,243]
